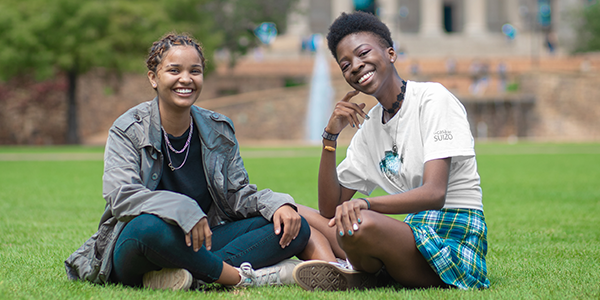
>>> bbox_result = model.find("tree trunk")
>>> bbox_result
[66,69,79,144]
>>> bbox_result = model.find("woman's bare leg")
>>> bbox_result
[216,263,241,285]
[338,210,447,288]
[296,226,337,261]
[297,204,346,261]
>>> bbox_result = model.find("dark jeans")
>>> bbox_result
[111,213,310,286]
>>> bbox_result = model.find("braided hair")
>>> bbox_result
[146,33,205,73]
[327,11,393,60]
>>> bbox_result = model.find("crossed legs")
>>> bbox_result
[297,205,447,288]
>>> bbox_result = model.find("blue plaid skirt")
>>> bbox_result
[405,208,490,289]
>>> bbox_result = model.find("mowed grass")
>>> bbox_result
[0,143,599,299]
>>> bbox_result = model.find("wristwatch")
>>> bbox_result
[322,129,339,141]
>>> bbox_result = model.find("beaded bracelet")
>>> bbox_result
[358,198,371,210]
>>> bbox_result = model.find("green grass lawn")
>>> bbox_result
[0,143,599,299]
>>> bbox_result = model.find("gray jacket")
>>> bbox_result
[64,98,295,284]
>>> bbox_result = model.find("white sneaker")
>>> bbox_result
[236,259,302,287]
[142,268,193,291]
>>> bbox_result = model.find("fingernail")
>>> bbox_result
[352,124,355,128]
[348,230,353,236]
[339,230,344,236]
[364,114,370,120]
[358,218,362,223]
[353,224,359,231]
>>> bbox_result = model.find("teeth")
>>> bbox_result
[358,72,373,84]
[175,89,192,94]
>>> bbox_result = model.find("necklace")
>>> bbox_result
[385,80,406,154]
[162,117,193,171]
[385,80,407,115]
[379,81,407,183]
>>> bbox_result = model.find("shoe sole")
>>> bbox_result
[293,260,378,291]
[143,268,193,291]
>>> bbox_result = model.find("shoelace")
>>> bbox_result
[239,262,281,286]
[330,258,354,270]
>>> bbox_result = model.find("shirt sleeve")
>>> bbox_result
[419,83,475,163]
[337,128,378,196]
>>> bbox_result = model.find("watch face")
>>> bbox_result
[322,131,338,141]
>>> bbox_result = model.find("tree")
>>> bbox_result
[0,0,220,144]
[204,0,298,68]
[574,1,600,53]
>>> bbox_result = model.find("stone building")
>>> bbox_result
[270,0,592,58]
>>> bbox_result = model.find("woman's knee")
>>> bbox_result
[338,210,382,250]
[289,216,311,253]
[298,216,311,242]
[122,214,181,246]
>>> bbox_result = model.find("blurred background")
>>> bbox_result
[0,0,599,146]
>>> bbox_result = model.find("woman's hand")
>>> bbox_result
[272,204,301,248]
[328,198,369,237]
[325,90,369,134]
[186,217,212,252]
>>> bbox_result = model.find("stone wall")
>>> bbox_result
[528,72,600,141]
[1,59,599,145]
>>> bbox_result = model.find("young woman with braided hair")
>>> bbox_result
[65,33,310,290]
[292,12,490,291]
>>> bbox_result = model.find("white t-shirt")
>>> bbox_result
[337,81,483,211]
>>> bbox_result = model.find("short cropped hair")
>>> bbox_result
[326,11,393,60]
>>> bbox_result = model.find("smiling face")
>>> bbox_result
[336,32,396,97]
[147,45,204,113]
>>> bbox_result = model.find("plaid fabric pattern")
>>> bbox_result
[405,208,490,289]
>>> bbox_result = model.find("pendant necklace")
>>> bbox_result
[388,80,407,155]
[162,117,193,171]
[379,80,407,182]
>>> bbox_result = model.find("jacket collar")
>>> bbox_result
[191,106,236,149]
[149,97,235,152]
[149,97,163,152]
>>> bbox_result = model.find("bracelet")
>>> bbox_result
[358,198,371,210]
[324,145,336,152]
[322,129,339,141]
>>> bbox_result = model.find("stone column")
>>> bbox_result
[379,0,398,34]
[464,0,487,35]
[331,0,353,22]
[286,0,310,36]
[505,0,524,31]
[420,0,444,36]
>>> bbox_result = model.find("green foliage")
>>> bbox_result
[2,143,599,298]
[0,0,222,144]
[0,0,221,81]
[574,1,600,53]
[204,0,298,68]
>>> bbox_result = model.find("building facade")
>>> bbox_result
[279,0,593,58]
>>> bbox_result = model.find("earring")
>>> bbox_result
[152,84,156,88]
[391,59,395,63]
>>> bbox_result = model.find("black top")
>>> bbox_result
[157,124,212,213]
